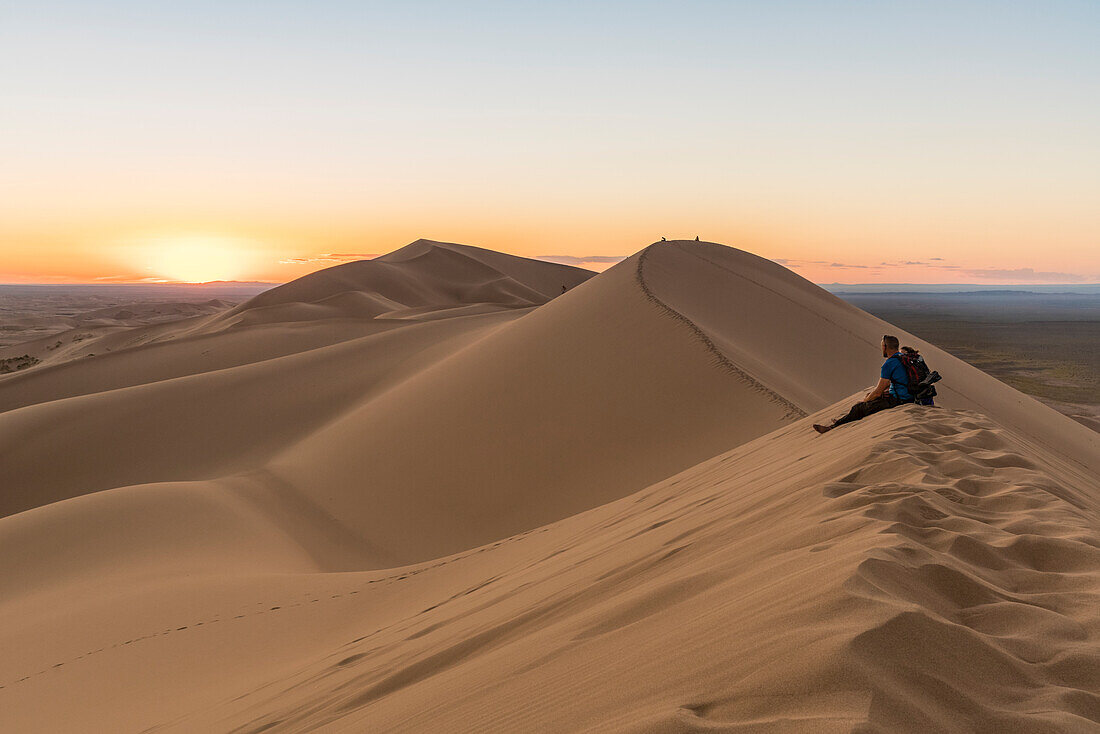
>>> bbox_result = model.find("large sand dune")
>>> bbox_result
[0,240,1096,732]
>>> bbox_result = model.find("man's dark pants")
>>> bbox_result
[832,394,909,428]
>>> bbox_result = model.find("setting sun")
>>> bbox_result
[136,235,258,283]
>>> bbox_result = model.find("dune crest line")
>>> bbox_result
[634,243,807,420]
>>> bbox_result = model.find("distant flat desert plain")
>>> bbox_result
[0,240,1097,733]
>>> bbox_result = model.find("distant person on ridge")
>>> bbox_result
[813,335,914,434]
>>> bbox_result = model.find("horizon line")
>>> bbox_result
[3,280,1099,288]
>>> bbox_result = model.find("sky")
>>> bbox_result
[1,1,1097,284]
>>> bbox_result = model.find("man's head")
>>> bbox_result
[881,334,900,357]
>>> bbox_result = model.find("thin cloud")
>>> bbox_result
[774,258,840,266]
[766,256,1089,283]
[536,255,627,266]
[774,258,878,269]
[93,275,176,283]
[951,267,1088,283]
[280,253,379,265]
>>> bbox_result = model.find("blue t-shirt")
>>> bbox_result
[881,353,912,400]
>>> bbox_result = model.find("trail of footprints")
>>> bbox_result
[824,410,1100,728]
[0,527,552,692]
[231,410,1100,731]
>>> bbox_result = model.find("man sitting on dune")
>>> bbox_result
[813,335,913,434]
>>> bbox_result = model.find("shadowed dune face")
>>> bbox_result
[264,246,805,564]
[0,240,1097,733]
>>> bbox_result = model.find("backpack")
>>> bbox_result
[893,351,940,403]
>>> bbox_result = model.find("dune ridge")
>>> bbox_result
[635,245,807,420]
[208,406,1099,733]
[261,245,803,564]
[221,239,593,325]
[0,239,1096,732]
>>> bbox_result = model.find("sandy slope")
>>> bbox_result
[263,245,802,564]
[2,404,1096,732]
[0,240,1097,732]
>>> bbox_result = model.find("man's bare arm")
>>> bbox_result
[864,377,891,402]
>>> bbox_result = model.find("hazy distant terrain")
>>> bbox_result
[0,283,272,349]
[836,290,1100,431]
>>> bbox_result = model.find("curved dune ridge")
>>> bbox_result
[216,239,595,327]
[0,240,1097,732]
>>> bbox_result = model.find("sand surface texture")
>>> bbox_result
[1,240,1097,732]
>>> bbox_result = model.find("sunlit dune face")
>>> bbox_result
[141,236,257,283]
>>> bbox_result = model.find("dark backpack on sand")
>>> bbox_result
[893,351,940,404]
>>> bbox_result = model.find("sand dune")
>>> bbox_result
[218,239,594,326]
[0,240,592,408]
[0,240,1096,732]
[263,245,803,564]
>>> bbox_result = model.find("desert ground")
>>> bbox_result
[0,282,271,349]
[1,240,1097,732]
[839,291,1100,433]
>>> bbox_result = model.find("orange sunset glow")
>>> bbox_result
[1,2,1097,285]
